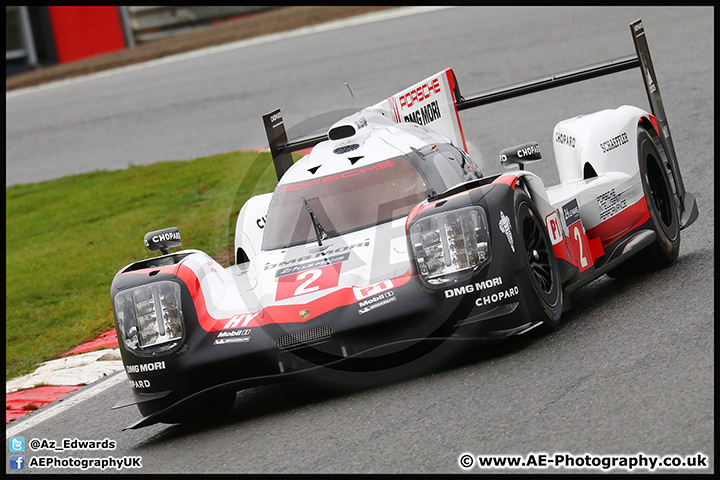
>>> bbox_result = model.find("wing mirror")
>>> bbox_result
[144,227,181,255]
[499,142,542,170]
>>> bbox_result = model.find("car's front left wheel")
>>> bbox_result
[515,189,563,331]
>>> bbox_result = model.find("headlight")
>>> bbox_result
[410,206,491,287]
[114,281,184,356]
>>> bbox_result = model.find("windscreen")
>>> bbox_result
[262,157,429,250]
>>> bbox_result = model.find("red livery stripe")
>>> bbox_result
[492,174,519,189]
[587,198,650,246]
[646,114,660,137]
[445,69,469,153]
[587,235,605,261]
[165,264,414,332]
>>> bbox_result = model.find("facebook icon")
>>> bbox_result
[10,455,25,470]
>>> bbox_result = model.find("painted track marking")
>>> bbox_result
[5,371,126,438]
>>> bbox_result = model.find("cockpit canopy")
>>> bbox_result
[262,142,481,251]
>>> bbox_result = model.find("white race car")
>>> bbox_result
[111,19,697,429]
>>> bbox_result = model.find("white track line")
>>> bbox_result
[7,7,450,99]
[5,371,126,438]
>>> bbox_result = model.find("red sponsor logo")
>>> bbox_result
[545,211,563,246]
[353,279,394,301]
[279,160,396,193]
[222,312,259,330]
[398,78,441,110]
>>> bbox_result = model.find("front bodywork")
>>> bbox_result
[111,177,548,429]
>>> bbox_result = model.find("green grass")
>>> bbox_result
[5,150,281,380]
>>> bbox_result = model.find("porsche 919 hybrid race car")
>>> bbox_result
[111,19,697,429]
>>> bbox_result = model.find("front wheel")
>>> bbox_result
[515,190,563,331]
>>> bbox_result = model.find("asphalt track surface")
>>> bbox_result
[5,7,714,474]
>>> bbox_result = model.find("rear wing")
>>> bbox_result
[263,18,697,229]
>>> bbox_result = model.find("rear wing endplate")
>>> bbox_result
[262,18,697,229]
[629,19,698,229]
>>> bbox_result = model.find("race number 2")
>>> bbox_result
[561,199,592,272]
[275,263,341,301]
[573,226,589,268]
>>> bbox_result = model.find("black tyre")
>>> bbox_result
[607,124,680,277]
[515,189,563,330]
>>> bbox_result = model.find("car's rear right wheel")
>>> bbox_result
[607,124,680,278]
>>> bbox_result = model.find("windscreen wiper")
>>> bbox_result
[302,197,328,246]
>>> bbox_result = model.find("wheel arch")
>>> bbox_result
[554,105,650,183]
[233,192,273,265]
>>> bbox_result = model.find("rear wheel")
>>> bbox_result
[515,190,563,330]
[607,124,680,277]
